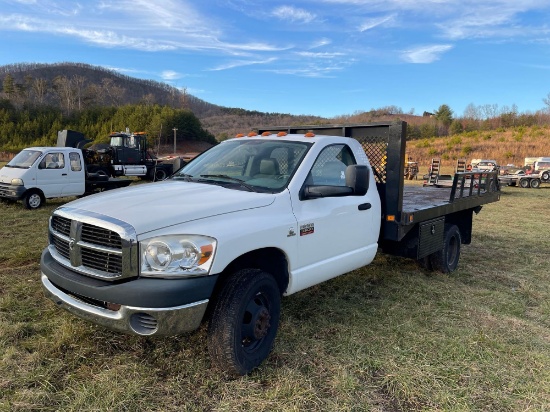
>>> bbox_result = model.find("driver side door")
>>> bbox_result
[289,144,379,292]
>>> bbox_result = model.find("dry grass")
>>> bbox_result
[407,125,550,172]
[1,166,550,411]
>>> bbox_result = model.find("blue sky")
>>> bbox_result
[1,0,550,118]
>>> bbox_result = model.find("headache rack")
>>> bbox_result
[258,122,501,243]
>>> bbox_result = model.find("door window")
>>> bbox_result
[309,144,356,186]
[69,152,82,171]
[39,153,65,169]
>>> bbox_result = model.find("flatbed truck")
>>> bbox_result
[40,122,500,375]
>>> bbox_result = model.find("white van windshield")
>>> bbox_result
[6,150,42,169]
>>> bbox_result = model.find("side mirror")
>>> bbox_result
[345,165,369,195]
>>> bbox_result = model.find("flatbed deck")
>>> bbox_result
[401,184,499,225]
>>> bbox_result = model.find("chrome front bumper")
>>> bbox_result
[41,274,208,336]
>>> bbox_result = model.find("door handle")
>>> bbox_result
[358,203,371,211]
[62,173,67,176]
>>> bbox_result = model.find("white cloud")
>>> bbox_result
[271,6,316,23]
[309,38,332,49]
[161,70,185,80]
[359,14,396,32]
[295,51,346,58]
[267,61,352,78]
[401,44,453,63]
[208,57,278,71]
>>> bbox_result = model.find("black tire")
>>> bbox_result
[429,224,461,273]
[208,269,281,376]
[23,190,44,210]
[530,178,541,189]
[541,171,550,182]
[519,178,530,189]
[154,168,168,181]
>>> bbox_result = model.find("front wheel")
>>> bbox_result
[429,224,461,273]
[23,191,44,209]
[208,269,281,376]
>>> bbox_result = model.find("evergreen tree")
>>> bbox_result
[434,104,453,127]
[2,74,15,99]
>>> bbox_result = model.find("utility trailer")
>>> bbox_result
[259,122,501,271]
[499,172,550,189]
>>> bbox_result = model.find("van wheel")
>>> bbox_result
[24,191,44,209]
[208,269,281,376]
[430,224,461,273]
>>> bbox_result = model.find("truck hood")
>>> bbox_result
[62,180,276,235]
[0,166,26,183]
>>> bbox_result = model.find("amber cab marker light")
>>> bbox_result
[261,131,271,136]
[304,132,316,138]
[235,133,245,138]
[248,132,258,137]
[277,132,288,137]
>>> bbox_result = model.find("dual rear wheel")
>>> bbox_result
[419,224,462,274]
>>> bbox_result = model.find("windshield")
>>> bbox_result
[6,150,42,169]
[173,139,312,192]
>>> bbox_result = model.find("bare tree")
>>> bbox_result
[53,76,74,114]
[101,78,125,106]
[72,75,87,111]
[543,93,550,113]
[32,78,48,105]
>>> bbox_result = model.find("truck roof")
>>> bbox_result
[21,147,81,152]
[232,131,351,144]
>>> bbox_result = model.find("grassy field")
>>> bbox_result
[1,183,549,411]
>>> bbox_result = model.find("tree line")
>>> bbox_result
[0,101,216,152]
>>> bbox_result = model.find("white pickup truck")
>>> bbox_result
[40,122,500,375]
[0,147,132,209]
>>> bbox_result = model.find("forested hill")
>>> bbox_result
[0,62,327,138]
[0,62,221,118]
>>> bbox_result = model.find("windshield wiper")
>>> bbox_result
[172,173,194,181]
[200,174,258,192]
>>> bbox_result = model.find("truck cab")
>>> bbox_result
[0,147,86,209]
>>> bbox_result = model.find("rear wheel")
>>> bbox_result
[429,224,461,273]
[519,178,530,188]
[208,269,281,376]
[530,178,541,189]
[24,190,44,210]
[154,168,168,181]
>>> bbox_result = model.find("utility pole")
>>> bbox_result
[172,127,178,154]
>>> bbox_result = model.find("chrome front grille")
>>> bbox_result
[52,215,71,236]
[81,223,122,248]
[81,247,123,274]
[48,207,138,281]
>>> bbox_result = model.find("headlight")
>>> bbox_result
[11,178,24,186]
[140,235,216,278]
